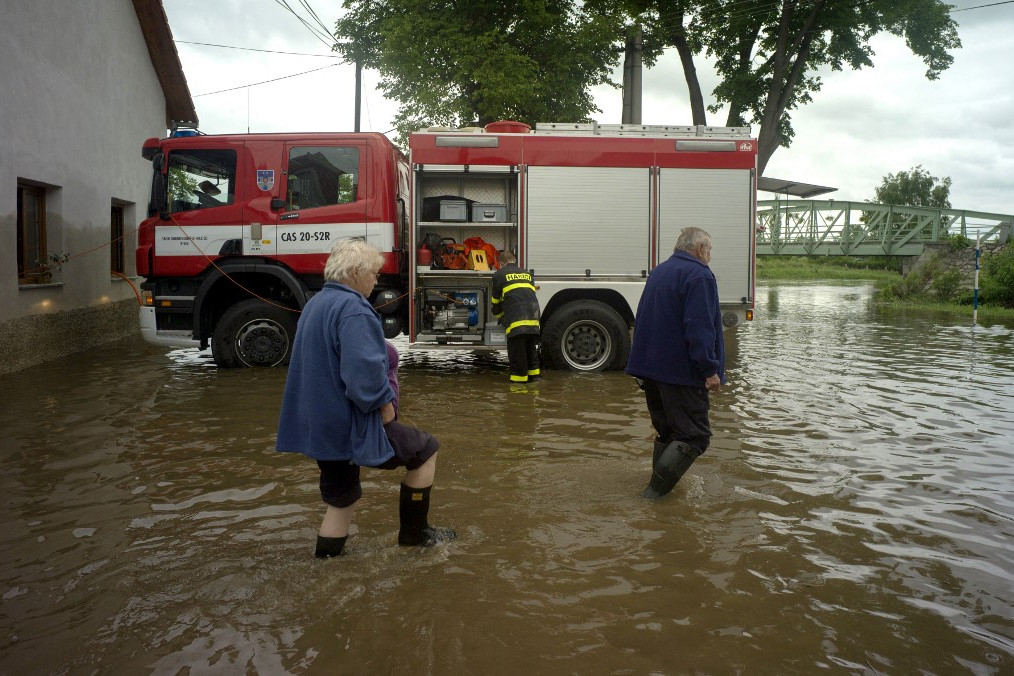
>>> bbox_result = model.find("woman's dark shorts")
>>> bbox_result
[317,421,440,508]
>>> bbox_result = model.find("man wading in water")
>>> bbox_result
[626,227,726,499]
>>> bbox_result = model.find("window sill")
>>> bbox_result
[19,281,64,290]
[110,275,141,282]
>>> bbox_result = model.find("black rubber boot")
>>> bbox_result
[398,484,457,547]
[641,440,701,500]
[651,438,668,468]
[314,535,348,558]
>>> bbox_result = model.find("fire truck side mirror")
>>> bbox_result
[270,198,286,211]
[149,154,168,218]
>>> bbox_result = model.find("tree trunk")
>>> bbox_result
[756,0,825,174]
[672,30,706,125]
[724,27,762,128]
[757,124,780,175]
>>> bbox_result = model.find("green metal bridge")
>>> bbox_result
[756,200,1012,256]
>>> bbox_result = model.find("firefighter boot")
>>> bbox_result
[314,535,348,558]
[641,440,701,500]
[398,484,457,547]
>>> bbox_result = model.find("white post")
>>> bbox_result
[973,231,980,325]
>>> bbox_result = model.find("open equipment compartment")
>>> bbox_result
[412,164,519,347]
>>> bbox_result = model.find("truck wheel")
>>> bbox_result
[211,299,297,368]
[541,300,630,372]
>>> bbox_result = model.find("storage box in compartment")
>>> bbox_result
[484,324,506,346]
[471,203,507,222]
[439,200,467,221]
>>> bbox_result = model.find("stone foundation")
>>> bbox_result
[0,299,139,375]
[901,242,1008,288]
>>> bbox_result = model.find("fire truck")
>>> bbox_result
[136,120,756,370]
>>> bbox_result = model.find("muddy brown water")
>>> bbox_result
[1,282,1012,674]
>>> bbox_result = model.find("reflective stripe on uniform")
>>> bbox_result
[502,282,536,295]
[527,368,540,376]
[510,374,529,382]
[505,319,540,335]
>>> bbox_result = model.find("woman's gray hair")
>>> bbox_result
[673,227,712,253]
[324,238,385,283]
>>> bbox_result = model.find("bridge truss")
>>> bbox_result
[756,200,1012,256]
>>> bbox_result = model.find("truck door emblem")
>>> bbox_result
[256,170,275,191]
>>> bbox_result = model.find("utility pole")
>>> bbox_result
[354,58,362,132]
[621,25,642,125]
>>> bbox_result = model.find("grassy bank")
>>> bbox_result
[756,255,901,283]
[867,297,1014,323]
[757,254,1014,322]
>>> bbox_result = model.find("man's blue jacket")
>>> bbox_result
[276,282,395,466]
[625,251,726,387]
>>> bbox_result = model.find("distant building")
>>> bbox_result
[0,0,196,374]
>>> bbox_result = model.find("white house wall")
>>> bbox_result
[0,0,173,372]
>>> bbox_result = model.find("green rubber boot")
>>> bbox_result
[642,440,701,500]
[652,438,668,468]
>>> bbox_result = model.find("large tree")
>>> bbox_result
[335,0,960,170]
[873,165,952,208]
[607,0,961,173]
[333,0,622,144]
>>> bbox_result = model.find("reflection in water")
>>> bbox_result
[1,282,1012,673]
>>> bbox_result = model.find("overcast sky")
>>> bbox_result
[163,0,1014,225]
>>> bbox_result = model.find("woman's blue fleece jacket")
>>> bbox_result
[276,282,395,466]
[625,251,726,387]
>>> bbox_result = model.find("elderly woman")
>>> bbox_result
[276,238,455,557]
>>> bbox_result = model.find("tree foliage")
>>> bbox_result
[333,0,960,169]
[333,0,622,144]
[980,246,1014,308]
[873,165,952,208]
[606,0,961,173]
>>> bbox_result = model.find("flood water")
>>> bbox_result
[2,282,1013,674]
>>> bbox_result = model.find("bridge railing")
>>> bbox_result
[756,200,1012,255]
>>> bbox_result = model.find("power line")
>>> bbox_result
[175,40,341,58]
[272,0,334,48]
[951,0,1014,11]
[193,63,340,97]
[297,0,334,35]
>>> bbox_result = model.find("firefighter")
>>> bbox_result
[491,250,541,383]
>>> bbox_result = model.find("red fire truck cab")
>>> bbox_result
[136,130,409,367]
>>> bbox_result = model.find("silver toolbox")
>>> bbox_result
[471,203,507,222]
[439,200,467,221]
[484,324,506,346]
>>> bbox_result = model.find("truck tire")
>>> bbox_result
[541,300,630,372]
[211,299,297,368]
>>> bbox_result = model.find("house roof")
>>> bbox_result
[132,0,198,126]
